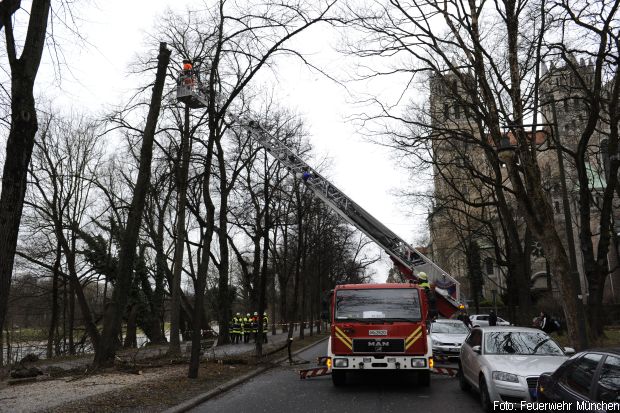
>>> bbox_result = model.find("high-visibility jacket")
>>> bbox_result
[419,281,430,290]
[250,317,258,333]
[263,315,269,328]
[243,317,251,333]
[231,317,241,333]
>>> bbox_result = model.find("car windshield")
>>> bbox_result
[432,322,470,334]
[484,331,564,356]
[335,288,421,322]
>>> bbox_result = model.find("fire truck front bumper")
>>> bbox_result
[331,355,431,371]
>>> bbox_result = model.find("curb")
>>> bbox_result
[162,336,328,413]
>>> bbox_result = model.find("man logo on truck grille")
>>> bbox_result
[352,339,405,352]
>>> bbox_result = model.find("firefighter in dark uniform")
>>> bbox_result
[243,313,252,343]
[262,312,269,343]
[251,312,259,342]
[231,313,241,344]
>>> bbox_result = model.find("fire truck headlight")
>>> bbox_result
[333,358,348,368]
[411,358,427,368]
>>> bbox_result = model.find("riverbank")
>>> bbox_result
[0,329,327,413]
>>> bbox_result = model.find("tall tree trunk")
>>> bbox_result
[169,105,192,354]
[189,226,213,377]
[256,153,270,357]
[270,256,277,335]
[123,305,138,348]
[62,274,68,353]
[216,141,231,346]
[0,325,3,366]
[68,281,75,355]
[94,43,171,367]
[0,0,51,347]
[56,227,100,352]
[288,181,304,339]
[47,242,62,359]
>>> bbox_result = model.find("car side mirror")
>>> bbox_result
[472,345,481,354]
[564,347,575,356]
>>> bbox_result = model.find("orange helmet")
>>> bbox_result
[182,59,193,71]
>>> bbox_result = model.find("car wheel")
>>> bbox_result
[458,364,470,391]
[479,376,492,413]
[418,370,431,387]
[332,370,346,386]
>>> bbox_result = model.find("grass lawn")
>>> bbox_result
[551,325,620,348]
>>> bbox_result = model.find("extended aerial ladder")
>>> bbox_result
[177,66,462,317]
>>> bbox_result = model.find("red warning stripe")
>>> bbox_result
[431,367,459,377]
[299,367,331,379]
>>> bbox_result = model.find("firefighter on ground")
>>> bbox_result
[251,312,259,342]
[262,312,269,343]
[231,313,241,344]
[244,313,252,343]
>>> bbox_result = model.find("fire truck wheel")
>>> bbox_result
[418,370,431,387]
[331,370,346,386]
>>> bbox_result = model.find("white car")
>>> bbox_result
[459,326,573,412]
[469,314,510,327]
[430,319,470,361]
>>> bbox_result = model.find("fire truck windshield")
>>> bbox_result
[334,288,422,322]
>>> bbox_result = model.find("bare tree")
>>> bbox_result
[93,42,171,368]
[545,0,620,338]
[342,0,593,348]
[0,0,51,352]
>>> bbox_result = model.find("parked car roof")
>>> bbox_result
[473,326,539,332]
[576,347,620,356]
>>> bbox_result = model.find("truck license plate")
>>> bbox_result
[369,330,387,336]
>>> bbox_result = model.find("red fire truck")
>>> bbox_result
[325,283,433,386]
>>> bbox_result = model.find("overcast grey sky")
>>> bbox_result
[33,0,429,282]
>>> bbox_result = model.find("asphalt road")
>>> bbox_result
[190,341,483,413]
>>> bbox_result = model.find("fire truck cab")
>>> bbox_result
[325,283,433,387]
